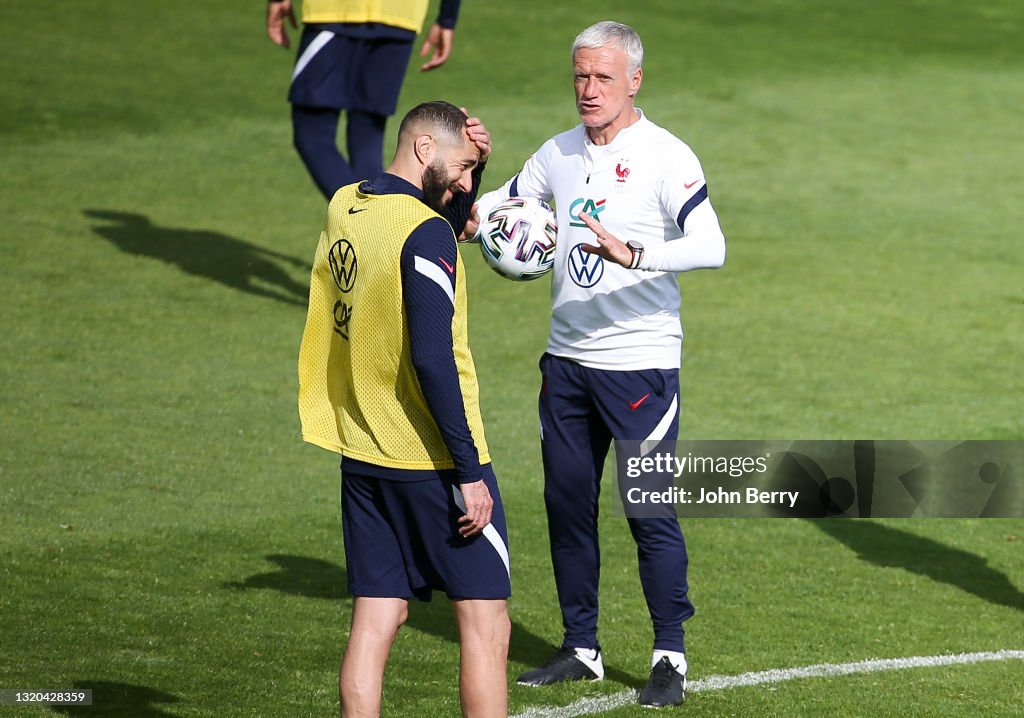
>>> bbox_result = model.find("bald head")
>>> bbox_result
[388,101,479,212]
[398,101,469,148]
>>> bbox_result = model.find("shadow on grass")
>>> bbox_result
[811,520,1024,612]
[224,554,344,600]
[83,209,309,306]
[50,680,178,717]
[225,554,643,687]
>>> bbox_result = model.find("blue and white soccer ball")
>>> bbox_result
[478,197,557,281]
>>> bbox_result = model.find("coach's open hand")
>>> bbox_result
[579,212,632,267]
[458,479,493,537]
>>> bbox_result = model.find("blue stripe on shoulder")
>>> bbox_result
[509,174,520,197]
[676,184,709,232]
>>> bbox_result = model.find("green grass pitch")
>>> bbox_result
[1,1,1022,716]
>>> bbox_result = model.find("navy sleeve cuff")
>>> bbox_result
[437,0,460,28]
[443,161,485,238]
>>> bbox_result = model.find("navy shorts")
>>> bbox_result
[289,26,414,115]
[341,463,511,601]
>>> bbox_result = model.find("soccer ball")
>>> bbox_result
[478,197,557,281]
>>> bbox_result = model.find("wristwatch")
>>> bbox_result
[627,240,645,269]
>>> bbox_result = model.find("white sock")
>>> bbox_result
[572,647,605,679]
[652,649,687,676]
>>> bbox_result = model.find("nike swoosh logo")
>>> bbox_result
[438,257,455,273]
[684,180,701,190]
[629,392,651,411]
[348,207,368,214]
[573,648,605,679]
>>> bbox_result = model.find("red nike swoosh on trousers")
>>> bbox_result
[629,393,651,411]
[438,257,455,273]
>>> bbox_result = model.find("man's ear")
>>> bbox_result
[628,68,643,98]
[413,133,435,165]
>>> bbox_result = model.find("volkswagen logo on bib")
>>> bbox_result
[328,239,358,293]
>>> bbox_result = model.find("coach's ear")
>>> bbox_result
[413,133,436,165]
[628,68,643,98]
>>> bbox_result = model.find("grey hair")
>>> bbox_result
[571,21,644,75]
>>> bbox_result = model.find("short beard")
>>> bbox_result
[421,160,450,212]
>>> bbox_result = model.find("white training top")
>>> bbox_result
[478,110,726,371]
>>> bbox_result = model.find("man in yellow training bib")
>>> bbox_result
[298,101,509,718]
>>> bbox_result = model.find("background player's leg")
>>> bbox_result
[539,355,610,650]
[346,110,387,184]
[345,36,412,186]
[452,599,510,718]
[292,104,353,199]
[339,597,408,717]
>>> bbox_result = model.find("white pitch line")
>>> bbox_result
[510,649,1024,718]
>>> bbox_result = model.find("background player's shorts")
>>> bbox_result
[288,26,414,116]
[341,463,511,601]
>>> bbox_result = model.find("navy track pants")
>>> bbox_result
[538,353,694,653]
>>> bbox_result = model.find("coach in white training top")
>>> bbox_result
[470,20,725,708]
